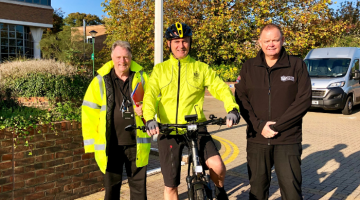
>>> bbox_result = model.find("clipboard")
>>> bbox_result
[131,82,146,124]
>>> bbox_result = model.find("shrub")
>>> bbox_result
[0,59,92,101]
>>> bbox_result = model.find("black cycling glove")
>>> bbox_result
[146,120,159,131]
[226,108,240,124]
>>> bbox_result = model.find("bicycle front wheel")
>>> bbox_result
[194,188,206,200]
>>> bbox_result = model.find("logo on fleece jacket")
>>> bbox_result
[281,76,294,82]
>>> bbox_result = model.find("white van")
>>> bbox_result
[304,47,360,115]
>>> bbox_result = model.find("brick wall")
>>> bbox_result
[0,121,103,200]
[0,2,53,25]
[17,97,50,109]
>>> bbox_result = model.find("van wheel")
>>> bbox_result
[342,96,353,115]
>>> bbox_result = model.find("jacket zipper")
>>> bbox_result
[175,60,181,134]
[268,69,271,146]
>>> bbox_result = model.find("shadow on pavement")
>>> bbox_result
[178,145,313,199]
[302,145,360,199]
[221,143,360,200]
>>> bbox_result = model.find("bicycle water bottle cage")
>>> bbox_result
[185,114,198,122]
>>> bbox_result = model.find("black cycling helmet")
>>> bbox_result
[165,22,192,40]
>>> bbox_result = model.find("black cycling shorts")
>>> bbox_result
[157,126,220,187]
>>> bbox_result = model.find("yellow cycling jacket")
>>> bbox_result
[143,54,239,134]
[82,60,151,173]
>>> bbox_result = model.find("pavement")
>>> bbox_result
[77,96,360,200]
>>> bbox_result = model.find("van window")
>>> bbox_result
[351,59,359,79]
[304,58,351,77]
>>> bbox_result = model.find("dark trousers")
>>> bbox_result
[246,141,302,200]
[104,145,147,200]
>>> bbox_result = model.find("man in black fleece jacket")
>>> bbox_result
[235,24,311,200]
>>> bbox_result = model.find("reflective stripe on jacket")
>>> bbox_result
[82,60,150,173]
[143,54,239,135]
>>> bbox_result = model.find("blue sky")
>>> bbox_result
[51,0,107,19]
[52,0,351,19]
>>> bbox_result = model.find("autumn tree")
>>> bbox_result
[334,0,360,34]
[102,0,350,73]
[64,12,104,27]
[45,8,65,34]
[330,0,360,47]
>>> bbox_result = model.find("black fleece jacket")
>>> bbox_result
[235,47,311,145]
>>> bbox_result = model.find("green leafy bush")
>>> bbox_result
[7,73,90,100]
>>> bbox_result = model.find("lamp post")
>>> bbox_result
[154,0,163,65]
[89,30,98,77]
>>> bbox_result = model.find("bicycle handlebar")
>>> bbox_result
[125,115,227,133]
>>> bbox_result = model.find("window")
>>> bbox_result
[10,0,51,6]
[0,23,33,63]
[304,58,351,78]
[351,60,359,79]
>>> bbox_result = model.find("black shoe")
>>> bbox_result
[215,187,229,200]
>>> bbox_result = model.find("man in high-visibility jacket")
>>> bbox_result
[143,22,240,200]
[82,41,150,200]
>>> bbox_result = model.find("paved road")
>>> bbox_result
[78,97,360,200]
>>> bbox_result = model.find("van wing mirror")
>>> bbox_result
[354,70,360,80]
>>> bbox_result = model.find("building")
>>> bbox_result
[0,0,53,63]
[72,24,107,52]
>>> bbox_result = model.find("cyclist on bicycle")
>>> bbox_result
[143,22,240,200]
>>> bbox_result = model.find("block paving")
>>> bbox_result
[78,96,360,200]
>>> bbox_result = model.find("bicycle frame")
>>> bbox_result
[183,128,213,200]
[125,115,225,200]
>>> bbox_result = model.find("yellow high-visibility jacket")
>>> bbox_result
[82,60,151,173]
[143,54,239,134]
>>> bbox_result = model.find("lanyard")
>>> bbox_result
[115,78,132,112]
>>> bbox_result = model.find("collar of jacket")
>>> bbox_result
[169,53,192,65]
[253,47,290,69]
[96,60,143,76]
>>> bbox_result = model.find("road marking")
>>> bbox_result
[212,135,240,165]
[214,135,231,161]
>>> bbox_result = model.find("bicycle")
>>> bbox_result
[125,114,226,200]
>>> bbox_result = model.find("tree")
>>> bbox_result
[329,0,360,47]
[334,0,360,35]
[64,12,103,27]
[45,8,65,34]
[40,26,93,66]
[101,0,350,73]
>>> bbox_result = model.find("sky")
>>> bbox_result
[51,0,107,19]
[51,0,352,19]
